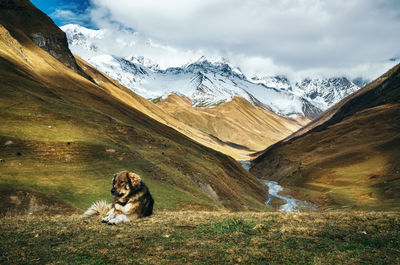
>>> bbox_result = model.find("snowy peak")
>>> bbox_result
[293,77,359,109]
[126,55,160,71]
[163,56,246,80]
[252,75,292,91]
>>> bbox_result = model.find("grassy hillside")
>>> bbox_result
[251,64,400,210]
[1,211,399,264]
[0,1,268,213]
[157,94,307,160]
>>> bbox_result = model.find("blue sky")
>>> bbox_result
[31,0,93,27]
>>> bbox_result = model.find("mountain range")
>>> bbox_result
[61,24,363,120]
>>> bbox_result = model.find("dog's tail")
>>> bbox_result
[84,200,111,216]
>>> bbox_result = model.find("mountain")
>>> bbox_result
[75,52,322,118]
[61,24,363,120]
[250,64,400,210]
[0,0,269,213]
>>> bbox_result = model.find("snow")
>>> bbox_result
[62,24,362,118]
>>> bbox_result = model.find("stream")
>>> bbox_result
[239,160,315,212]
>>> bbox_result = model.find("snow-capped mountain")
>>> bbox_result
[62,24,363,119]
[294,77,360,110]
[252,76,360,110]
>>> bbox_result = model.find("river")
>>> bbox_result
[239,160,315,212]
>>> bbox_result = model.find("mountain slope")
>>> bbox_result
[0,0,268,213]
[251,64,400,210]
[157,94,308,157]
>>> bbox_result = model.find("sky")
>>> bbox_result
[31,0,400,80]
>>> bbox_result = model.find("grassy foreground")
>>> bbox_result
[1,211,399,264]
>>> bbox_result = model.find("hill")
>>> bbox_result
[0,0,268,213]
[251,64,400,210]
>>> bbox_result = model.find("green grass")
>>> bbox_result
[0,142,219,212]
[1,211,399,264]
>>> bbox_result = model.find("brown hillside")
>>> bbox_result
[251,64,400,210]
[157,94,307,160]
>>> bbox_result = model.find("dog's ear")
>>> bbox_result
[128,171,141,187]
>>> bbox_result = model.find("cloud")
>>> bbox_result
[85,0,400,79]
[50,0,92,27]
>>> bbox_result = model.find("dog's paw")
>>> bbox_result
[107,214,130,225]
[102,213,116,223]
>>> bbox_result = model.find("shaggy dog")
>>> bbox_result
[85,170,154,225]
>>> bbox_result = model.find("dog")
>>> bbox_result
[84,170,154,225]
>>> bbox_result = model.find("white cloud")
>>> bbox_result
[84,0,400,79]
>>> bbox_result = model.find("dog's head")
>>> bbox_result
[111,170,142,203]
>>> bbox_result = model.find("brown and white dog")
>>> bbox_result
[86,170,154,225]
